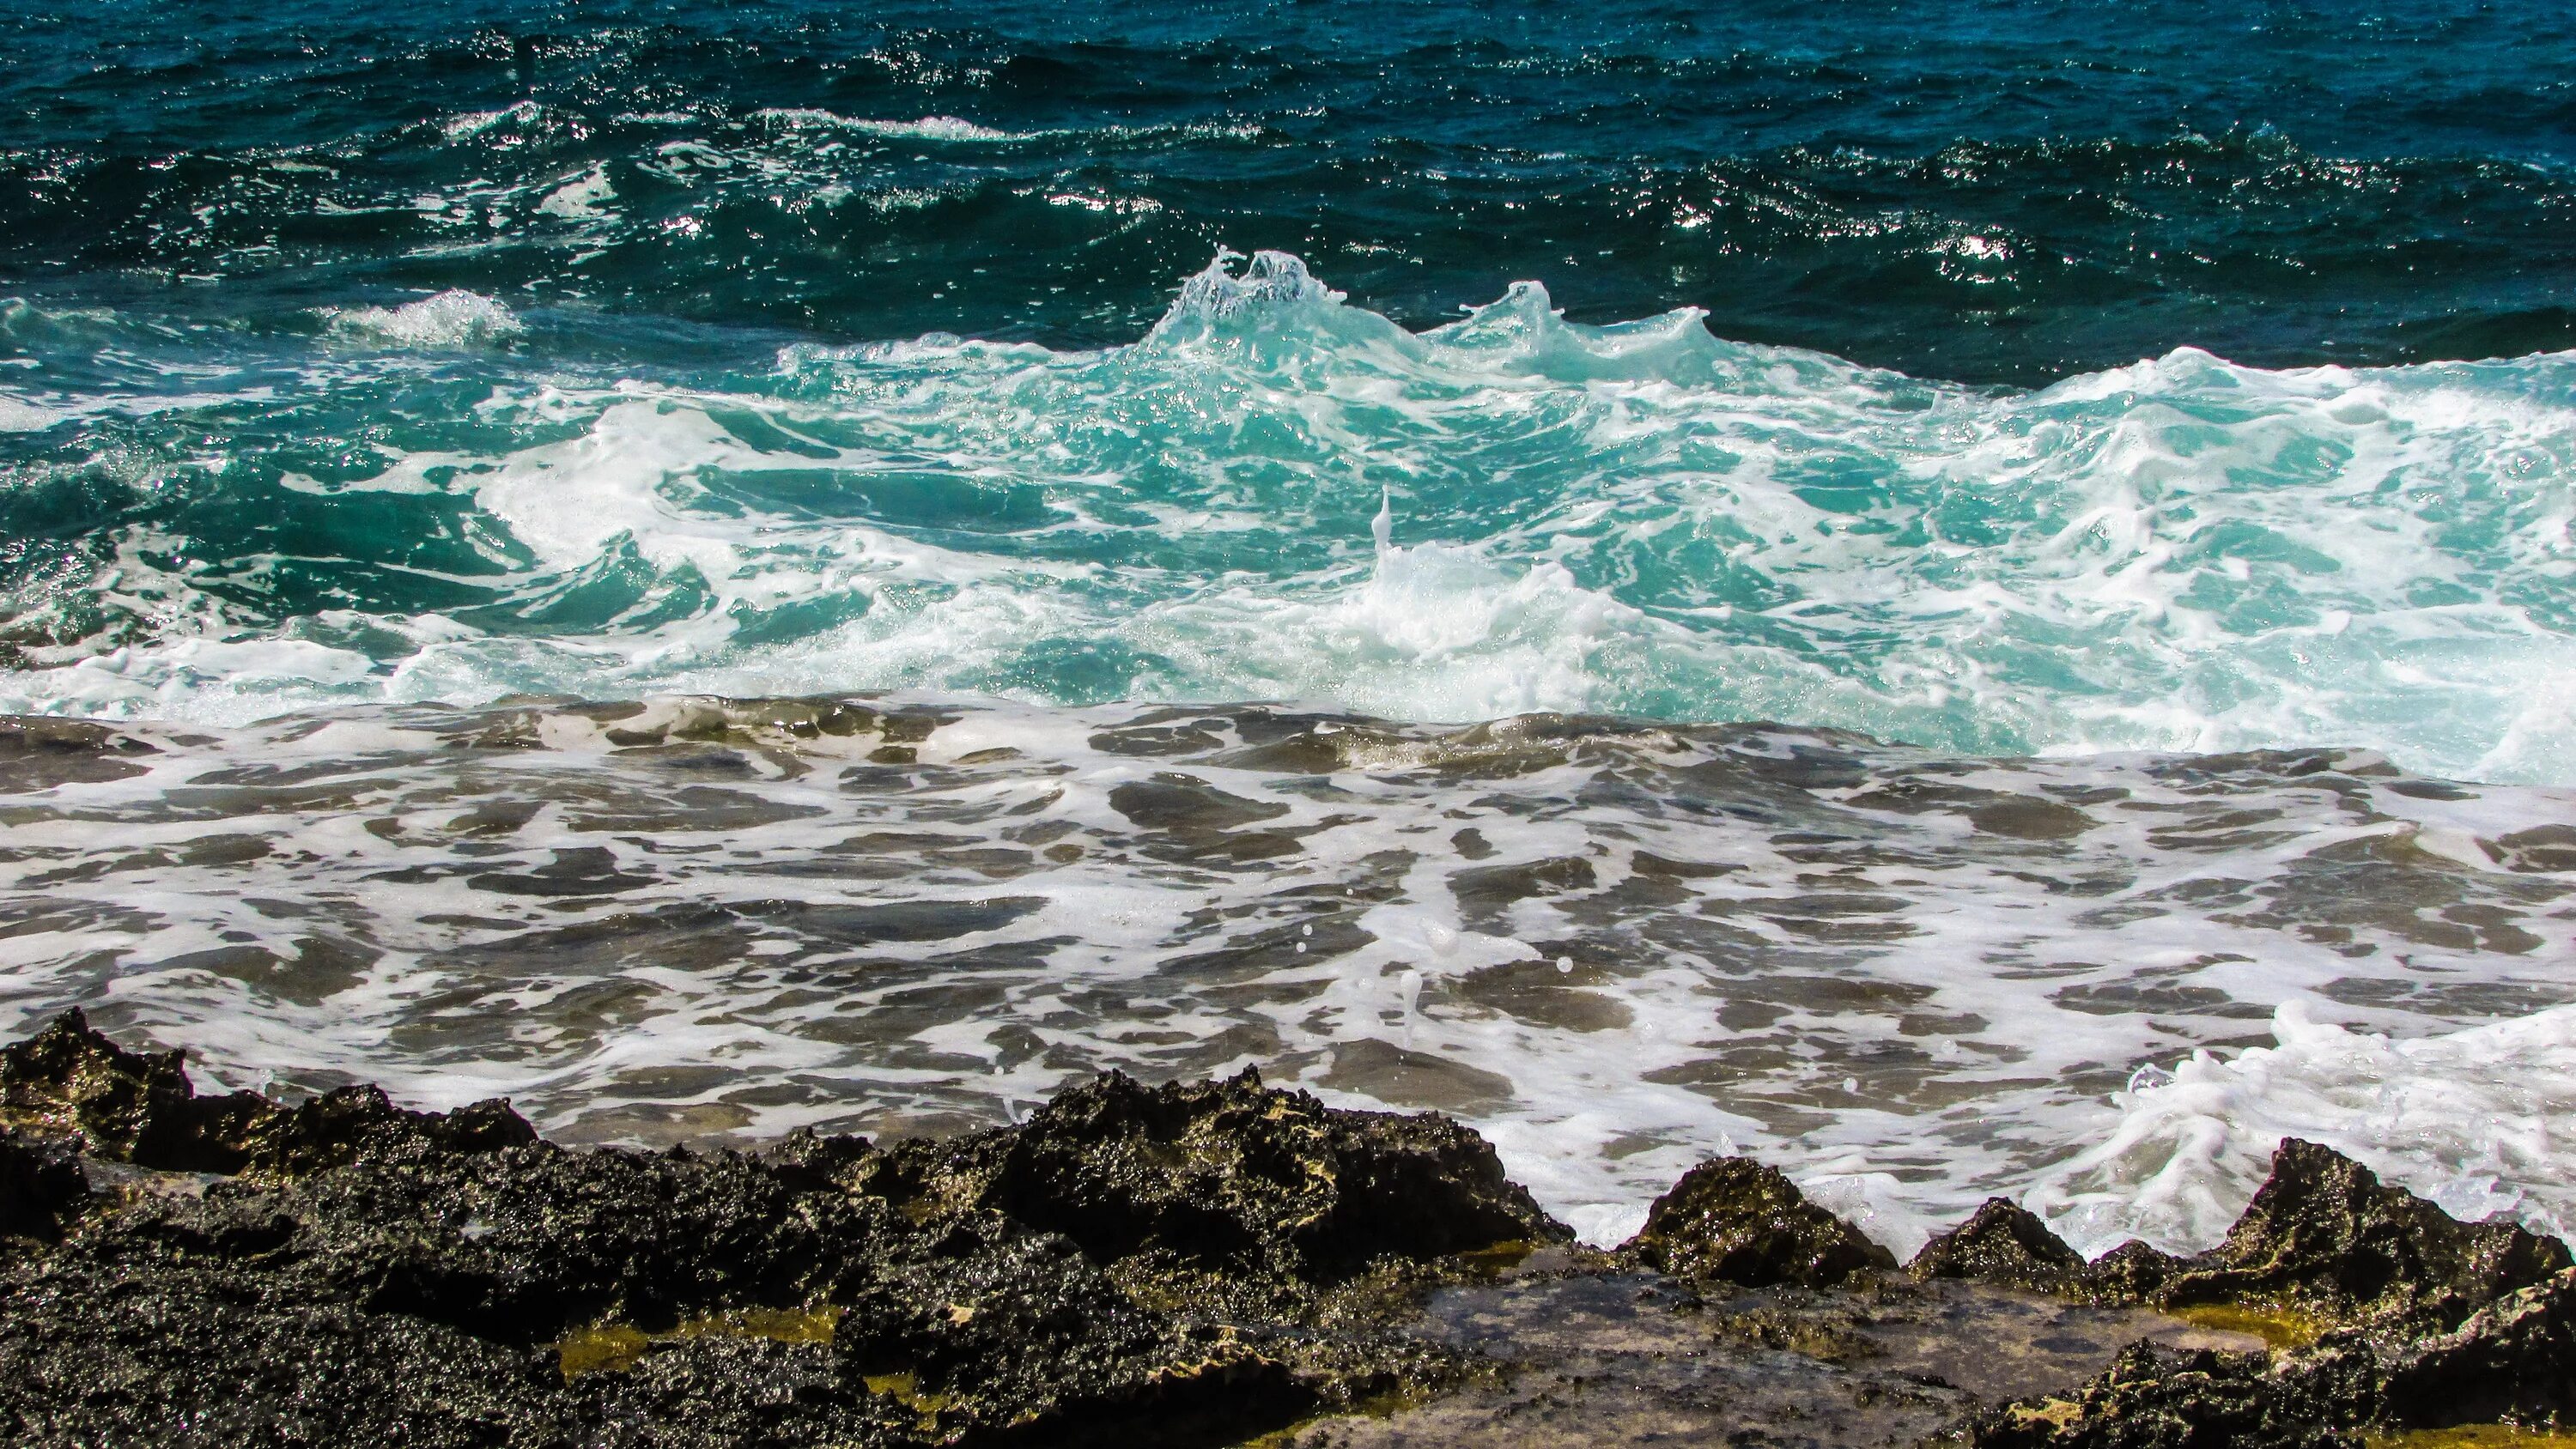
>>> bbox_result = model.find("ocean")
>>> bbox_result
[2,0,2573,1254]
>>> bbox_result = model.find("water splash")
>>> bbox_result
[1,257,2570,784]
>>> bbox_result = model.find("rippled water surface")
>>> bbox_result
[3,0,2573,1253]
[3,699,2570,1253]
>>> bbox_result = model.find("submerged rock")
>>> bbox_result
[1617,1155,1895,1288]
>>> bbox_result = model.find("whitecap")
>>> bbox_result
[325,291,525,349]
[753,109,1031,142]
[538,164,617,221]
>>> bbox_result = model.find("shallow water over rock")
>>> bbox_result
[0,695,2570,1253]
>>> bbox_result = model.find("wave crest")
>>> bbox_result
[325,291,525,349]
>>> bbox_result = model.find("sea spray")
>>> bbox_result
[2,254,2573,785]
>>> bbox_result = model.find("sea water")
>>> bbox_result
[1,0,2572,1254]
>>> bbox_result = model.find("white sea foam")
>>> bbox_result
[2028,1001,2576,1257]
[0,696,2566,1254]
[325,290,525,349]
[538,164,617,220]
[442,100,541,140]
[0,394,65,431]
[753,110,1031,142]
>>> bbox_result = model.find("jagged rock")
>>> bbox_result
[1,1139,1321,1448]
[14,1009,2573,1449]
[2134,1139,2569,1331]
[1619,1156,1895,1288]
[230,1083,537,1178]
[834,1228,1318,1445]
[0,1019,1528,1448]
[1911,1198,2087,1293]
[568,1335,894,1449]
[853,1068,1567,1282]
[2379,1265,2576,1428]
[0,1258,580,1449]
[0,1130,87,1241]
[1966,1152,2576,1449]
[0,1010,534,1180]
[0,1009,269,1172]
[69,1138,931,1349]
[1967,1343,2371,1449]
[760,1125,877,1191]
[2081,1240,2184,1304]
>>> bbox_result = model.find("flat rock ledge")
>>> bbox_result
[0,1012,2570,1448]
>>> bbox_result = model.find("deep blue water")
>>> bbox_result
[9,0,2576,379]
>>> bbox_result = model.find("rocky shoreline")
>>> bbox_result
[0,1011,2571,1448]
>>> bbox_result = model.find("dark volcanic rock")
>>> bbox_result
[0,1009,532,1179]
[1967,1343,2370,1449]
[568,1336,885,1449]
[0,1256,578,1449]
[2144,1137,2569,1331]
[0,1130,88,1242]
[0,1008,270,1173]
[1935,1140,2569,1335]
[0,1014,1529,1449]
[1912,1197,2088,1294]
[2082,1240,2187,1304]
[835,1228,1318,1446]
[230,1083,538,1178]
[9,1009,2573,1449]
[2379,1265,2576,1428]
[851,1068,1567,1283]
[1971,1266,2576,1449]
[187,1143,902,1343]
[1619,1155,1895,1288]
[1970,1147,2576,1449]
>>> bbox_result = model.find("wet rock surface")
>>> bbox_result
[1620,1155,1898,1288]
[1909,1198,2090,1295]
[2149,1137,2571,1333]
[846,1068,1566,1294]
[0,1012,2570,1449]
[0,1129,82,1242]
[1907,1140,2576,1449]
[1263,1268,2267,1448]
[0,1014,1545,1448]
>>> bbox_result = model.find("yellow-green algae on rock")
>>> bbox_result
[2166,1301,2327,1351]
[2370,1430,2576,1449]
[556,1306,841,1378]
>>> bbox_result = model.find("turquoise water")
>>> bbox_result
[5,1,2575,781]
[3,252,2572,780]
